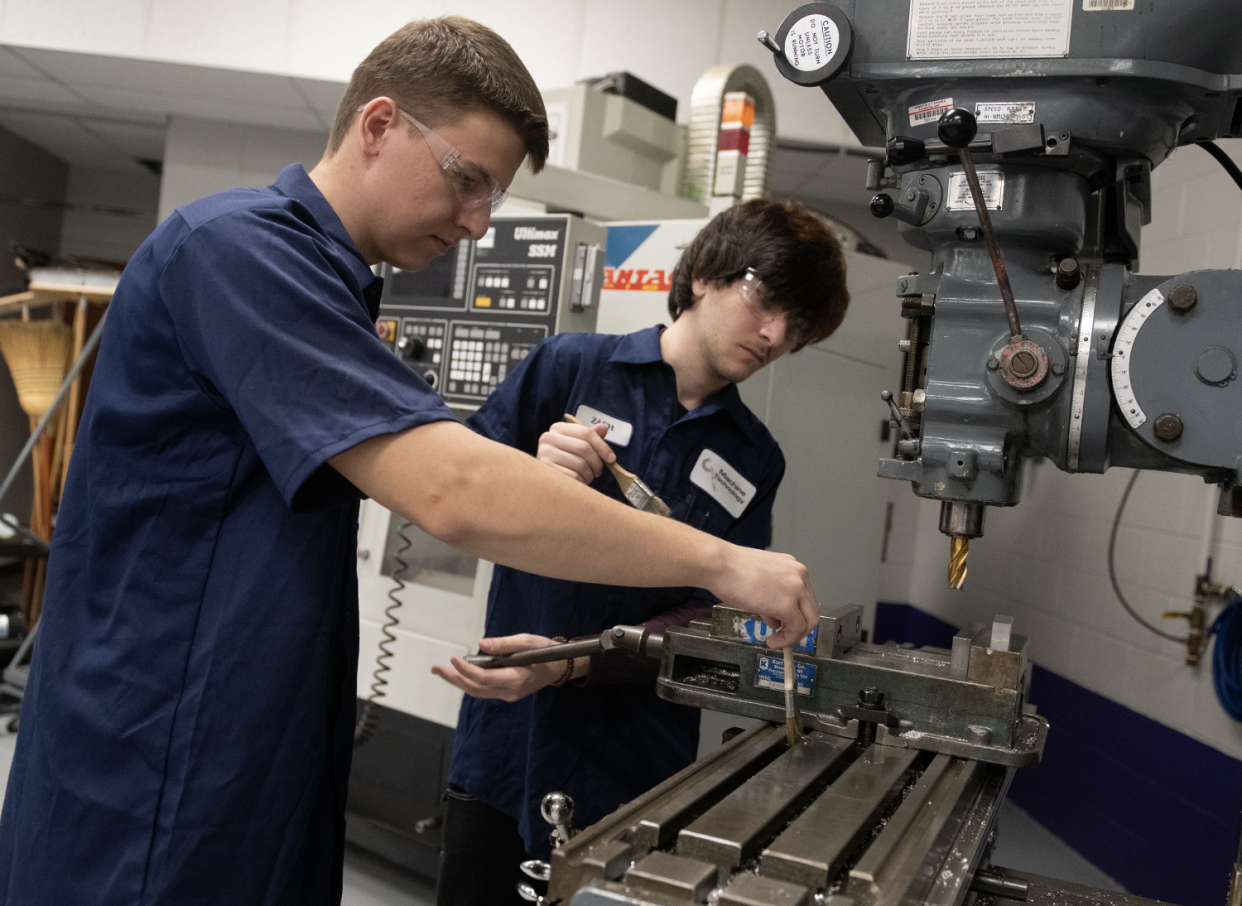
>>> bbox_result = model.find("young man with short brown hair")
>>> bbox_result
[0,21,819,906]
[434,199,849,906]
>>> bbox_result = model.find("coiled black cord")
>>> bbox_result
[354,519,412,748]
[1197,140,1242,193]
[1107,471,1186,644]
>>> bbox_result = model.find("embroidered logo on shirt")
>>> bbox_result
[573,404,633,447]
[690,448,755,519]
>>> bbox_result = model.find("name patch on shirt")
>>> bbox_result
[573,404,633,447]
[690,448,755,519]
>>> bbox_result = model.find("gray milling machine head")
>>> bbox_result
[761,1,1242,555]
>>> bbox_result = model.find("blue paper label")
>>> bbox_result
[734,617,817,654]
[755,655,817,696]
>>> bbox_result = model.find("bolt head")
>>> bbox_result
[1168,284,1197,312]
[859,686,884,706]
[1153,412,1184,442]
[986,356,999,371]
[1051,361,1066,376]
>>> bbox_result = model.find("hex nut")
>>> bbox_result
[1153,412,1184,442]
[1168,285,1197,313]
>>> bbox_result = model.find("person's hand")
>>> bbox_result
[712,546,820,650]
[431,633,581,702]
[537,421,614,484]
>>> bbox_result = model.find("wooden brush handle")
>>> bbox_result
[563,414,637,488]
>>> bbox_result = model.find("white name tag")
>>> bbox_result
[573,404,633,447]
[690,448,755,519]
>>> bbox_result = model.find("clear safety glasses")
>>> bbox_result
[360,104,510,213]
[736,268,810,347]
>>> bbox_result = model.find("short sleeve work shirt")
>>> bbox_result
[0,165,456,905]
[450,327,785,858]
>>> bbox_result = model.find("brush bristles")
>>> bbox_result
[0,321,72,418]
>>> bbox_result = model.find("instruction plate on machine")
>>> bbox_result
[755,655,817,696]
[907,0,1074,60]
[947,170,1005,210]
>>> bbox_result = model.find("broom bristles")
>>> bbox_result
[0,321,72,418]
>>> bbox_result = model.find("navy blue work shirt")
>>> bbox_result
[0,165,455,905]
[450,327,785,858]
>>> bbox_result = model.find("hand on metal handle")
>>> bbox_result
[463,624,664,669]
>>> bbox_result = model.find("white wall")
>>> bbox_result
[877,141,1242,761]
[0,0,860,147]
[158,116,328,221]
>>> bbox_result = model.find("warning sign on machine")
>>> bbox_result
[907,0,1074,60]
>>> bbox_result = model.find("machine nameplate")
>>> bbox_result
[947,170,1004,211]
[975,102,1035,125]
[755,655,816,696]
[1110,287,1163,429]
[906,0,1073,61]
[1067,265,1100,470]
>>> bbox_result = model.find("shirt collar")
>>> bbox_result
[610,325,763,443]
[271,164,377,293]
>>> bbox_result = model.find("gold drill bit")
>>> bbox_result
[948,537,969,590]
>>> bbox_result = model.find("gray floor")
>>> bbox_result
[0,713,1121,904]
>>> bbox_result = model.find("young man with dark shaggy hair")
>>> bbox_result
[0,21,820,906]
[434,199,849,906]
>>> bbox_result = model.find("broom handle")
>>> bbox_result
[0,307,108,515]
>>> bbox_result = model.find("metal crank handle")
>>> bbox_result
[463,624,665,669]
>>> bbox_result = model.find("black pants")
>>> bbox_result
[436,785,534,906]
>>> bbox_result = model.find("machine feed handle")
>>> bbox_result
[937,107,1024,344]
[462,624,663,669]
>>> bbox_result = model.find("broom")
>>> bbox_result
[0,320,72,625]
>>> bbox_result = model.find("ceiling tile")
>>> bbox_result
[0,76,88,108]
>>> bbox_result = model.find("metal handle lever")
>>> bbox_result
[463,624,665,669]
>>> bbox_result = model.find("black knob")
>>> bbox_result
[1055,257,1082,290]
[937,107,978,149]
[397,335,426,361]
[870,194,895,219]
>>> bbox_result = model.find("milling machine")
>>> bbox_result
[515,2,1242,904]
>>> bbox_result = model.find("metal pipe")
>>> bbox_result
[969,869,1029,900]
[957,146,1024,343]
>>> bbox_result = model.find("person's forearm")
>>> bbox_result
[332,421,819,646]
[332,421,725,589]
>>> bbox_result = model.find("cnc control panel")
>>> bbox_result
[376,214,605,409]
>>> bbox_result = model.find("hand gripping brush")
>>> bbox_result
[564,414,672,517]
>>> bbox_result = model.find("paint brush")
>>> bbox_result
[564,414,672,517]
[783,644,804,746]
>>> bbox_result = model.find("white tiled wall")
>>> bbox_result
[158,117,328,222]
[878,140,1242,760]
[0,0,860,147]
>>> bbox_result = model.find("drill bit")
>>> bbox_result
[948,537,969,590]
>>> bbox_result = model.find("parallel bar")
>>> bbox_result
[925,766,1013,906]
[677,733,853,868]
[759,745,918,888]
[634,724,788,849]
[849,753,952,878]
[848,756,980,901]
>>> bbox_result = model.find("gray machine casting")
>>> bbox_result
[774,0,1242,539]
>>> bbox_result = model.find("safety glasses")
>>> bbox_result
[736,268,810,347]
[359,104,509,212]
